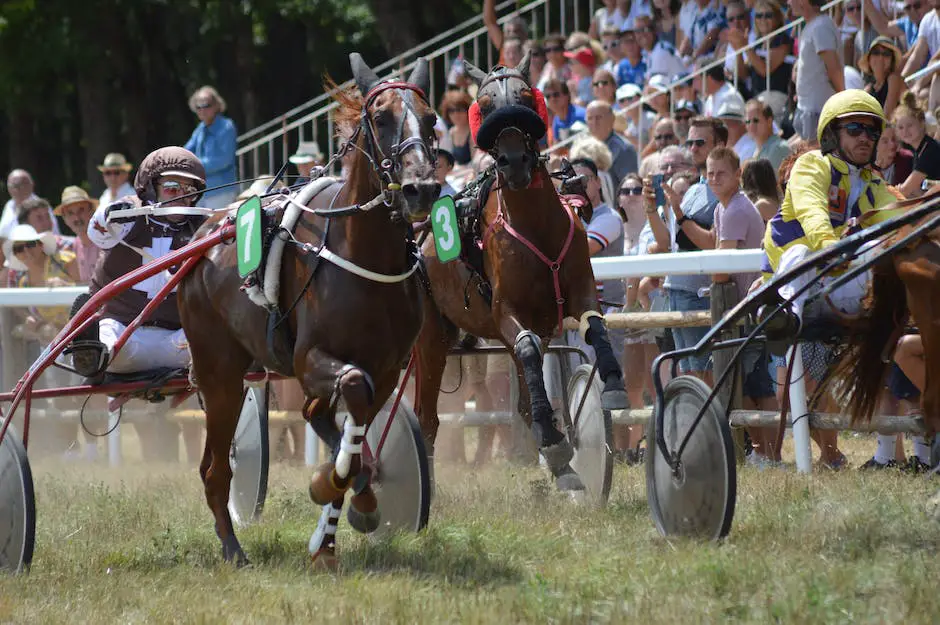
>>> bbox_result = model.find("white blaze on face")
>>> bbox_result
[401,90,429,169]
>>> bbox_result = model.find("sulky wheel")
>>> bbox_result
[566,364,613,506]
[646,375,736,541]
[228,383,270,528]
[363,394,430,540]
[0,426,35,574]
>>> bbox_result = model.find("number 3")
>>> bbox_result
[435,206,454,251]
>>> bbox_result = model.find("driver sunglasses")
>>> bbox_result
[837,122,881,141]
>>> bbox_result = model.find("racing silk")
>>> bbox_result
[87,199,204,329]
[762,150,899,276]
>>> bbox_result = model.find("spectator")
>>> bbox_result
[635,14,687,79]
[523,40,547,79]
[702,62,740,117]
[600,27,625,74]
[587,100,639,187]
[903,0,940,98]
[721,1,753,97]
[842,0,881,68]
[859,36,903,118]
[673,99,700,141]
[745,98,792,171]
[538,34,572,89]
[616,27,648,87]
[672,71,699,106]
[792,0,845,141]
[16,197,58,238]
[54,186,100,283]
[646,116,727,380]
[546,79,586,144]
[681,0,726,59]
[873,124,914,185]
[869,0,929,52]
[502,37,525,68]
[571,134,617,206]
[436,149,458,197]
[438,90,475,166]
[592,69,619,105]
[564,47,598,106]
[185,86,238,208]
[591,0,629,39]
[639,118,679,175]
[643,74,672,119]
[652,0,683,46]
[483,0,528,54]
[742,0,794,99]
[289,141,324,185]
[97,154,136,207]
[0,170,57,264]
[741,158,782,220]
[705,147,778,465]
[616,83,655,148]
[893,91,940,197]
[717,97,754,159]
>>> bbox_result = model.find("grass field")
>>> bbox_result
[1,433,939,624]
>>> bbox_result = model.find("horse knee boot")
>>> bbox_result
[581,312,628,410]
[513,330,563,449]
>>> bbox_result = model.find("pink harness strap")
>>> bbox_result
[482,185,576,334]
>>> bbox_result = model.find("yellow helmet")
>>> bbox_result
[816,89,886,145]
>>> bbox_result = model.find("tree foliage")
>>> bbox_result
[0,0,476,201]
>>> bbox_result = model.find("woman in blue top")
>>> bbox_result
[185,86,238,208]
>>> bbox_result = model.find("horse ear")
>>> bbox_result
[350,53,381,96]
[462,60,488,88]
[408,58,431,98]
[516,51,532,83]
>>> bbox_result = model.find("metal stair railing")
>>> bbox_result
[238,0,598,180]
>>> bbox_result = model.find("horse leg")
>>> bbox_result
[413,310,459,459]
[566,289,628,410]
[498,313,584,491]
[308,496,344,572]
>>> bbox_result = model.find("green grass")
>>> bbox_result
[1,435,939,624]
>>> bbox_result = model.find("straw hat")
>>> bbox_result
[2,224,57,271]
[54,185,98,216]
[289,141,324,165]
[859,36,902,75]
[97,153,133,172]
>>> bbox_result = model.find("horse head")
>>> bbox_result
[350,53,439,222]
[464,53,548,190]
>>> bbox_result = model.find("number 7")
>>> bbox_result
[239,210,255,264]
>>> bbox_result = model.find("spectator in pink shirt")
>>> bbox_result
[54,186,100,283]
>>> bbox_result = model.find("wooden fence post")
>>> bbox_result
[710,281,746,463]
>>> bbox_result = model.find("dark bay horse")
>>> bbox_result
[178,54,440,569]
[413,54,627,491]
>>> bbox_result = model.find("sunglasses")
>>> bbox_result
[754,11,775,18]
[685,138,708,148]
[870,47,894,58]
[195,102,214,110]
[905,1,922,10]
[545,92,563,99]
[655,133,676,142]
[545,45,564,53]
[592,79,613,88]
[103,170,124,177]
[12,240,40,254]
[603,41,620,50]
[728,13,749,22]
[619,187,643,196]
[159,180,198,195]
[837,121,881,140]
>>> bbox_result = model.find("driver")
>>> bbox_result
[71,146,207,378]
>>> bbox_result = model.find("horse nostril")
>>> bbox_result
[497,154,510,168]
[402,183,420,200]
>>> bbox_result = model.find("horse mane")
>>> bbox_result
[324,76,363,136]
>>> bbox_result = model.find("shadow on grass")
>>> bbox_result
[340,525,524,586]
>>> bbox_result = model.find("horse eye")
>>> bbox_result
[373,109,392,126]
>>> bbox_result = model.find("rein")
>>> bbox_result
[482,181,576,334]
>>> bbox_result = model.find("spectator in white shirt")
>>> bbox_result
[97,153,136,206]
[701,62,741,116]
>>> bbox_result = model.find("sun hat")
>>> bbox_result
[616,83,643,102]
[54,185,98,216]
[289,141,324,165]
[97,153,133,172]
[2,224,57,271]
[716,95,747,121]
[858,36,903,76]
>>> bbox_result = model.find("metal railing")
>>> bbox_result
[237,0,597,181]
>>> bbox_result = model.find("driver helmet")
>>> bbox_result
[134,146,207,204]
[817,90,886,163]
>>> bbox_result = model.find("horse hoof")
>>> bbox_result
[309,462,347,505]
[347,489,380,533]
[310,548,339,573]
[540,439,574,472]
[601,388,628,411]
[555,467,585,492]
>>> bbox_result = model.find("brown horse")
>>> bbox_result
[177,54,440,568]
[413,54,627,491]
[831,216,940,438]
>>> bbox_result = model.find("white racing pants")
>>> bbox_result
[775,243,876,323]
[99,318,190,373]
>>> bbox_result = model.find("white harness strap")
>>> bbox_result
[243,177,337,309]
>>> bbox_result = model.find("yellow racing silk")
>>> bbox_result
[762,150,900,277]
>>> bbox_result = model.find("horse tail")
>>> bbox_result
[831,262,907,424]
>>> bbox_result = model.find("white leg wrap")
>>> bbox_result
[578,310,604,341]
[308,501,342,554]
[334,417,366,479]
